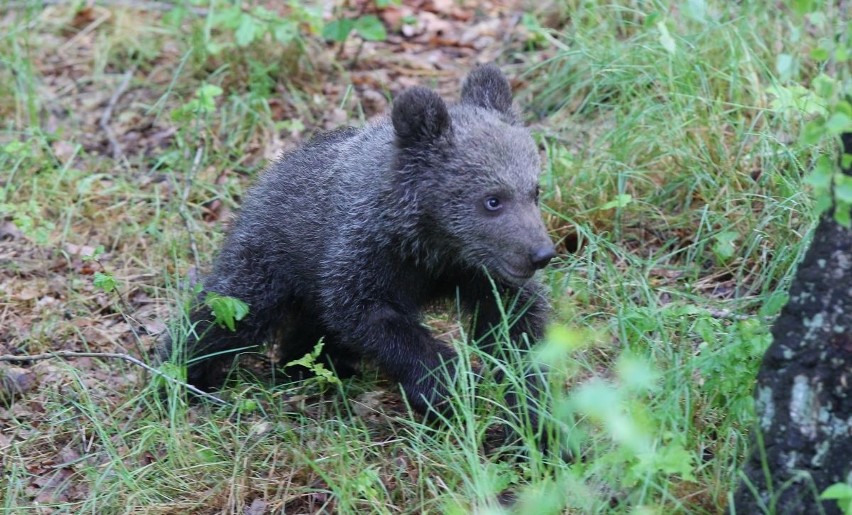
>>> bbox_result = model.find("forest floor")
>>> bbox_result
[0,1,840,513]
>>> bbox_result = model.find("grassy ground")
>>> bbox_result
[0,1,840,513]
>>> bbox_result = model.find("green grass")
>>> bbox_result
[0,0,837,513]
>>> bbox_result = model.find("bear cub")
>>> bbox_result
[163,64,557,440]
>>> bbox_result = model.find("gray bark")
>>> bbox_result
[734,133,852,514]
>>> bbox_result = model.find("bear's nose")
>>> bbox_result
[530,246,557,270]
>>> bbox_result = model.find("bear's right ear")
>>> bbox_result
[392,87,452,148]
[460,64,515,117]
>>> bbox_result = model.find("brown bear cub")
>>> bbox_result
[162,64,557,445]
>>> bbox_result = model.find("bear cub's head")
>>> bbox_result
[390,65,556,286]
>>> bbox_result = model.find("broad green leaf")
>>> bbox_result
[684,0,707,22]
[3,140,28,156]
[712,231,739,261]
[652,443,697,481]
[284,340,340,384]
[643,11,661,27]
[776,53,794,81]
[354,15,387,41]
[766,85,826,116]
[835,175,852,204]
[235,14,262,46]
[656,21,676,54]
[205,293,249,332]
[834,201,852,228]
[616,354,658,392]
[600,194,633,210]
[322,18,353,42]
[814,194,832,215]
[760,291,790,317]
[813,73,837,99]
[273,22,297,44]
[163,5,187,27]
[196,447,218,463]
[820,482,852,514]
[804,156,834,192]
[790,0,816,15]
[810,47,829,61]
[93,272,117,293]
[238,399,259,414]
[825,112,852,134]
[81,245,106,262]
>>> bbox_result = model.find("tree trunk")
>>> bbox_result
[734,134,852,514]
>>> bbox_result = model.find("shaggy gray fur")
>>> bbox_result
[162,65,556,443]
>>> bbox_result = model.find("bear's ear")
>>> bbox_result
[392,87,452,148]
[460,64,516,118]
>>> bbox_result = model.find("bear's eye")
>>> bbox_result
[534,185,541,204]
[484,196,502,211]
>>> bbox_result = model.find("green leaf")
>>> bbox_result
[235,14,262,46]
[656,21,676,54]
[616,354,659,392]
[712,231,739,262]
[210,6,242,29]
[643,11,660,27]
[3,140,28,157]
[834,201,852,228]
[353,15,387,41]
[835,174,852,204]
[766,85,826,116]
[645,442,697,481]
[820,482,852,515]
[760,291,789,317]
[815,194,833,215]
[81,245,106,262]
[322,18,353,42]
[599,194,633,210]
[163,6,187,27]
[238,399,259,414]
[93,272,117,293]
[825,112,852,134]
[805,156,834,192]
[790,0,816,15]
[810,47,829,61]
[196,447,218,463]
[800,119,827,146]
[273,22,297,44]
[284,339,341,385]
[205,293,249,332]
[195,84,223,114]
[776,53,794,81]
[684,0,707,22]
[813,73,837,99]
[820,483,852,500]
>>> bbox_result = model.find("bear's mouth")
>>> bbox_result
[497,261,534,283]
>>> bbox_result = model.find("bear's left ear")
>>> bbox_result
[460,64,518,121]
[392,87,452,148]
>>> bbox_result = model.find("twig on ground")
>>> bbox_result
[0,351,229,406]
[100,65,137,160]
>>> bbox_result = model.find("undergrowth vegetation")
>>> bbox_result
[0,0,844,513]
